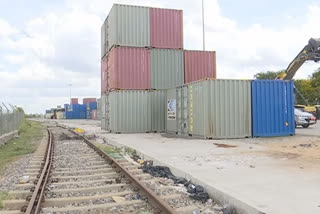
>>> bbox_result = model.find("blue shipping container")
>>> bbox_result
[87,102,97,111]
[64,104,69,111]
[251,80,295,137]
[66,104,87,119]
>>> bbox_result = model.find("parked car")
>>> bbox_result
[294,108,317,128]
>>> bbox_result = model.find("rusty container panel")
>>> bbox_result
[150,8,183,49]
[107,4,150,51]
[184,50,217,84]
[107,47,150,90]
[101,57,108,94]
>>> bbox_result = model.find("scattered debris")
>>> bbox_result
[249,165,255,168]
[213,143,237,148]
[112,196,126,203]
[18,176,30,184]
[142,161,209,203]
[299,144,312,148]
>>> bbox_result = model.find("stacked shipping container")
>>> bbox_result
[101,4,217,94]
[101,4,190,133]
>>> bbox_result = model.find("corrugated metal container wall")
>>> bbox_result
[101,57,108,94]
[101,95,106,130]
[150,8,183,49]
[83,98,97,105]
[71,98,78,104]
[108,47,150,90]
[151,90,166,132]
[151,49,184,89]
[184,50,217,84]
[166,80,251,139]
[107,90,151,133]
[101,19,106,58]
[107,4,150,51]
[92,110,97,120]
[97,98,101,120]
[252,80,295,137]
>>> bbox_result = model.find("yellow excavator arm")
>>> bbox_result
[276,38,320,80]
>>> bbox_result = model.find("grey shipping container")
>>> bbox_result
[151,90,166,132]
[106,4,150,52]
[101,95,106,130]
[151,49,184,89]
[97,98,101,120]
[166,79,252,139]
[101,19,106,58]
[106,90,151,133]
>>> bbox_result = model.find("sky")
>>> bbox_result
[0,0,319,114]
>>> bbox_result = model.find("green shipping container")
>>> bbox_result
[166,79,252,139]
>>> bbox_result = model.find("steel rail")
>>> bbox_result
[64,125,178,214]
[25,128,54,214]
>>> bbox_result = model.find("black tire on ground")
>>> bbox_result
[302,125,309,128]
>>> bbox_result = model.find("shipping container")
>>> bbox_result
[86,102,97,119]
[101,19,107,58]
[105,47,150,91]
[71,98,78,104]
[97,98,101,120]
[92,110,97,120]
[184,50,217,84]
[151,49,184,89]
[101,57,108,94]
[105,90,151,133]
[151,90,166,132]
[65,104,87,119]
[101,95,106,130]
[83,98,97,105]
[45,110,51,114]
[166,79,251,139]
[251,80,295,137]
[106,4,150,51]
[150,8,183,49]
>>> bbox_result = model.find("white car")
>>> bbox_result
[294,108,317,128]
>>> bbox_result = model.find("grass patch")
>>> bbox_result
[0,191,8,209]
[93,143,123,159]
[0,120,44,174]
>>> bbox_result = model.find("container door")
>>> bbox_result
[179,86,188,135]
[166,88,178,133]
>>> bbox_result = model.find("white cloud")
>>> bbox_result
[0,0,319,113]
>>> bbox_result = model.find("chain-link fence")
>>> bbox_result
[0,103,24,136]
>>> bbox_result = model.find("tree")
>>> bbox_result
[254,70,284,79]
[294,79,317,105]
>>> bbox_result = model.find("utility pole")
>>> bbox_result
[202,0,205,50]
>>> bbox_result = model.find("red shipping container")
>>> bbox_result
[71,98,78,104]
[107,47,150,90]
[101,57,108,94]
[150,8,183,49]
[91,110,97,120]
[184,50,217,83]
[83,98,97,105]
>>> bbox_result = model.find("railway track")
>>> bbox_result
[0,125,206,214]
